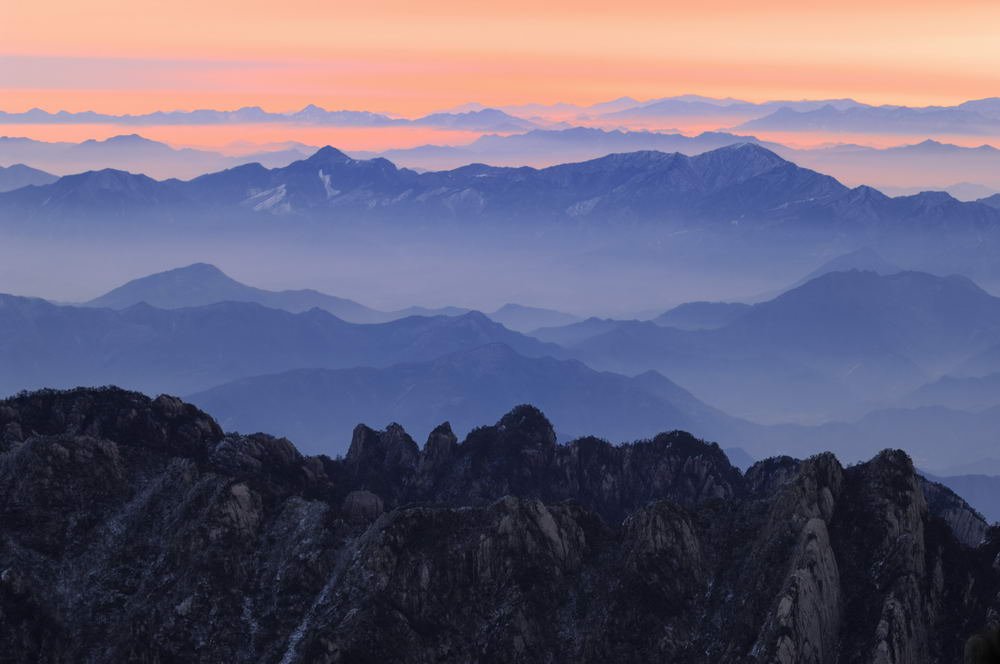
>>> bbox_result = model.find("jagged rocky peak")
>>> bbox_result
[495,403,558,449]
[417,421,458,477]
[346,421,419,470]
[1,388,998,663]
[0,386,223,458]
[744,454,802,495]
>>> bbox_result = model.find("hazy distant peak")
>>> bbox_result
[796,268,985,296]
[898,190,959,206]
[0,163,57,192]
[454,310,496,325]
[60,168,159,189]
[978,193,1000,210]
[100,133,159,145]
[305,146,352,163]
[167,262,229,278]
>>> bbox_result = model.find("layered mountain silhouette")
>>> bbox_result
[83,263,584,329]
[5,144,1000,289]
[742,247,904,302]
[0,163,56,192]
[4,143,998,245]
[0,105,542,131]
[758,404,1000,474]
[736,103,1000,135]
[0,134,310,179]
[567,270,1000,420]
[486,303,581,332]
[11,265,1000,439]
[789,247,901,286]
[347,132,1000,195]
[0,295,561,396]
[10,127,1000,194]
[361,127,779,170]
[0,168,189,221]
[188,342,742,454]
[5,267,1000,472]
[591,96,864,123]
[86,263,394,323]
[528,316,626,345]
[904,373,1000,411]
[652,301,751,330]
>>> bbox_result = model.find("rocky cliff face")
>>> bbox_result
[0,387,996,663]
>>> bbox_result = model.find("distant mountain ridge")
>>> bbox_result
[5,143,1000,241]
[349,132,1000,193]
[568,270,1000,421]
[84,263,580,329]
[12,128,1000,192]
[86,263,392,323]
[0,293,562,396]
[358,128,781,170]
[736,103,1000,135]
[188,342,741,455]
[0,105,545,132]
[0,163,57,192]
[0,134,313,179]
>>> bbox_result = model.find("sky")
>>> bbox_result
[4,0,1000,117]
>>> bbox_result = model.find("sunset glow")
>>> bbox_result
[5,0,1000,117]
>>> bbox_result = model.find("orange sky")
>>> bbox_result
[3,0,1000,117]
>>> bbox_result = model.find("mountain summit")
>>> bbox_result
[85,263,379,321]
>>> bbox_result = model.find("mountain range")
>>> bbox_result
[187,342,741,454]
[736,103,1000,136]
[355,127,783,170]
[6,142,1000,292]
[0,163,56,192]
[7,142,1000,234]
[357,130,1000,195]
[8,261,1000,470]
[11,129,1000,194]
[1,386,995,662]
[85,262,427,323]
[0,294,561,396]
[82,263,577,331]
[16,94,1000,132]
[0,134,313,179]
[0,105,547,132]
[565,270,1000,421]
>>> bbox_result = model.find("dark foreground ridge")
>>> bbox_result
[1,387,997,663]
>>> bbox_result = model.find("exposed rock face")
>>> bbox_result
[0,387,997,663]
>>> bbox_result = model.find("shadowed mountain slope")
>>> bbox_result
[85,262,383,322]
[187,342,742,454]
[0,295,561,396]
[6,142,996,229]
[0,164,57,192]
[571,270,1000,420]
[0,387,995,663]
